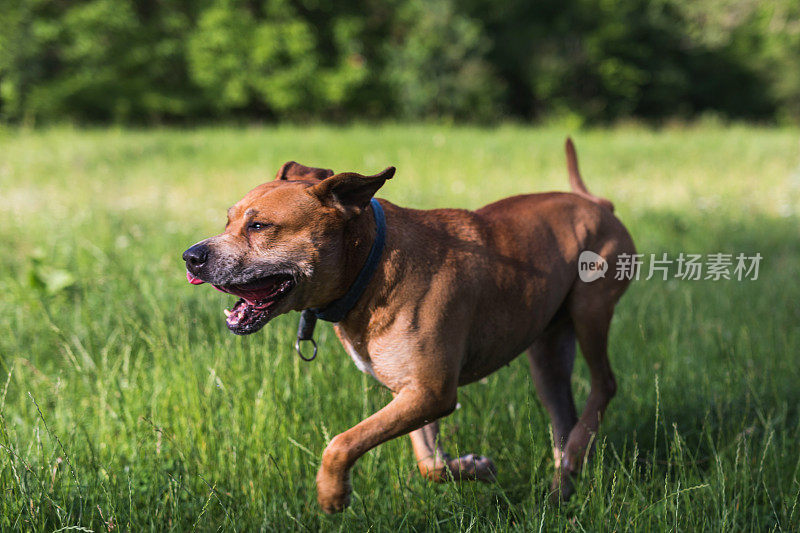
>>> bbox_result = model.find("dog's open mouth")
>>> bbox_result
[186,271,295,335]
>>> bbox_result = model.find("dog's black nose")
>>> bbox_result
[183,243,209,268]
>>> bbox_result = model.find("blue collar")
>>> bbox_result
[311,198,387,322]
[294,199,386,361]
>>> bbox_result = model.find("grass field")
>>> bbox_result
[1,124,799,531]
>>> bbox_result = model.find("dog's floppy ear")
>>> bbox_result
[275,161,334,181]
[308,167,395,217]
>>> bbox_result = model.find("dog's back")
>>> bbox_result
[368,143,635,385]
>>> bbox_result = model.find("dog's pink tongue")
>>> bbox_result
[186,271,205,285]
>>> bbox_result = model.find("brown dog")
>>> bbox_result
[183,141,635,512]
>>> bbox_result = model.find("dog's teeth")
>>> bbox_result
[224,309,231,317]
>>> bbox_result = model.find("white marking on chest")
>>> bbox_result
[338,328,379,379]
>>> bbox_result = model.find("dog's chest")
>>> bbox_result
[335,326,379,380]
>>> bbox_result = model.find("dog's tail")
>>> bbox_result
[565,137,614,212]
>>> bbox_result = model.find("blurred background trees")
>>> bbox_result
[1,0,798,124]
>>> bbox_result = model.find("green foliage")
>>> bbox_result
[384,0,502,121]
[188,1,259,109]
[0,0,204,123]
[188,0,374,118]
[0,0,799,123]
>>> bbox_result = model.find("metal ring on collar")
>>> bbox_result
[294,337,318,362]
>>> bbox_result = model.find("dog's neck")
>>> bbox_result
[293,201,385,358]
[311,199,386,322]
[339,204,379,294]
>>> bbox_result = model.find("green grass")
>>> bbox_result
[1,124,799,531]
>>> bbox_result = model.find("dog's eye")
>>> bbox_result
[248,222,272,231]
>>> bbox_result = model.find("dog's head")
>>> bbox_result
[182,162,395,335]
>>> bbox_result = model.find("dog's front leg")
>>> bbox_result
[316,384,456,513]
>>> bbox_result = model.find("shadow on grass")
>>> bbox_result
[610,209,799,452]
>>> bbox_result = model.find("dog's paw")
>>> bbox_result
[548,468,576,504]
[316,468,352,514]
[447,453,497,482]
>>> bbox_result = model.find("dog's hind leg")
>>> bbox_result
[408,421,497,482]
[550,296,618,502]
[526,316,578,478]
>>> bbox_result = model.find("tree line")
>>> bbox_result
[1,0,798,124]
